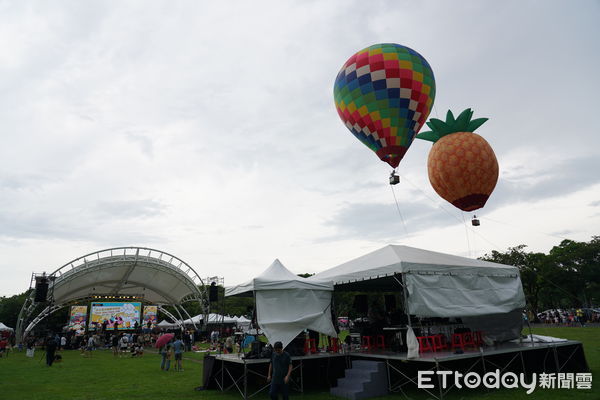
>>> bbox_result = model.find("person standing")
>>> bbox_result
[172,335,184,371]
[45,334,57,367]
[85,335,95,357]
[267,341,292,400]
[118,333,129,357]
[160,341,172,371]
[111,334,119,357]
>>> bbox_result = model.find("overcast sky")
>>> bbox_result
[1,1,599,297]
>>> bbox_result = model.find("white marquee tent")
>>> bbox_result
[225,259,337,348]
[311,245,526,344]
[311,244,525,318]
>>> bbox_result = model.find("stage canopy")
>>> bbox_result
[17,247,208,342]
[225,259,337,348]
[311,244,525,318]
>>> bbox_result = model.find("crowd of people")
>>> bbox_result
[17,325,198,369]
[536,308,600,326]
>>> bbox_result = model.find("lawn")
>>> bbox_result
[0,327,597,400]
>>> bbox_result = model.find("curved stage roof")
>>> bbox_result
[49,247,205,305]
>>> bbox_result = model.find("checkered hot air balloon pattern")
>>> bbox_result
[334,43,436,168]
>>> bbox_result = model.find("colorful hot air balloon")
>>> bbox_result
[334,43,436,169]
[417,109,499,211]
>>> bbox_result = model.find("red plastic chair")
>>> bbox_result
[361,335,373,351]
[416,336,433,353]
[463,332,476,349]
[304,338,317,354]
[330,338,339,353]
[451,333,465,351]
[431,334,447,352]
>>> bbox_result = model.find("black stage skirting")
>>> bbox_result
[204,340,588,399]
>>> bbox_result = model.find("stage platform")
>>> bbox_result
[205,340,588,399]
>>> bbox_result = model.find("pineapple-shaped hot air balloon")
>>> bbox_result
[417,109,498,211]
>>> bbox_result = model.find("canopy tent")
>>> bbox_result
[182,313,238,325]
[0,322,14,332]
[225,259,337,349]
[234,316,252,331]
[156,320,179,329]
[311,245,526,342]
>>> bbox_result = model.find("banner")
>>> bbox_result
[89,302,141,330]
[68,305,87,335]
[142,305,158,329]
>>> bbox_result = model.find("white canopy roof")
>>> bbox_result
[226,259,333,296]
[226,259,337,348]
[312,245,520,283]
[156,320,178,328]
[0,322,14,331]
[47,248,206,305]
[312,245,525,318]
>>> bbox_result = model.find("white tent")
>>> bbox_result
[235,316,252,328]
[311,244,525,318]
[225,259,337,348]
[0,322,14,332]
[156,320,179,329]
[182,313,238,325]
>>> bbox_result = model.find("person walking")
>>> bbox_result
[267,341,292,400]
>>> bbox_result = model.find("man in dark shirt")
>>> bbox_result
[267,341,292,400]
[45,334,57,367]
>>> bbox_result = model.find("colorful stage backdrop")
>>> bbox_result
[89,302,141,330]
[142,305,158,328]
[68,305,87,335]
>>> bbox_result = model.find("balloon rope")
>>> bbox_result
[462,213,472,258]
[398,173,504,252]
[390,185,409,235]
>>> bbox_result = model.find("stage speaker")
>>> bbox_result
[209,282,218,302]
[353,294,368,313]
[34,277,49,302]
[385,295,396,311]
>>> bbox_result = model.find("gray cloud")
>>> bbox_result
[320,200,459,242]
[487,155,600,210]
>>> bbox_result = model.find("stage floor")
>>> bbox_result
[213,339,583,364]
[208,340,589,400]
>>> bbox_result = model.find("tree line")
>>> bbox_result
[479,236,599,314]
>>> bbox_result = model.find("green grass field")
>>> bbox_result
[1,327,597,400]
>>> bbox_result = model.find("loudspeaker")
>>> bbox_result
[34,277,49,302]
[385,295,396,311]
[209,282,218,302]
[353,295,368,313]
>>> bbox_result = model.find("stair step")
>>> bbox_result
[331,360,388,400]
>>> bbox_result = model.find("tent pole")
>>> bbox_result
[399,274,412,330]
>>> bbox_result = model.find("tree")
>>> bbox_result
[0,291,30,329]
